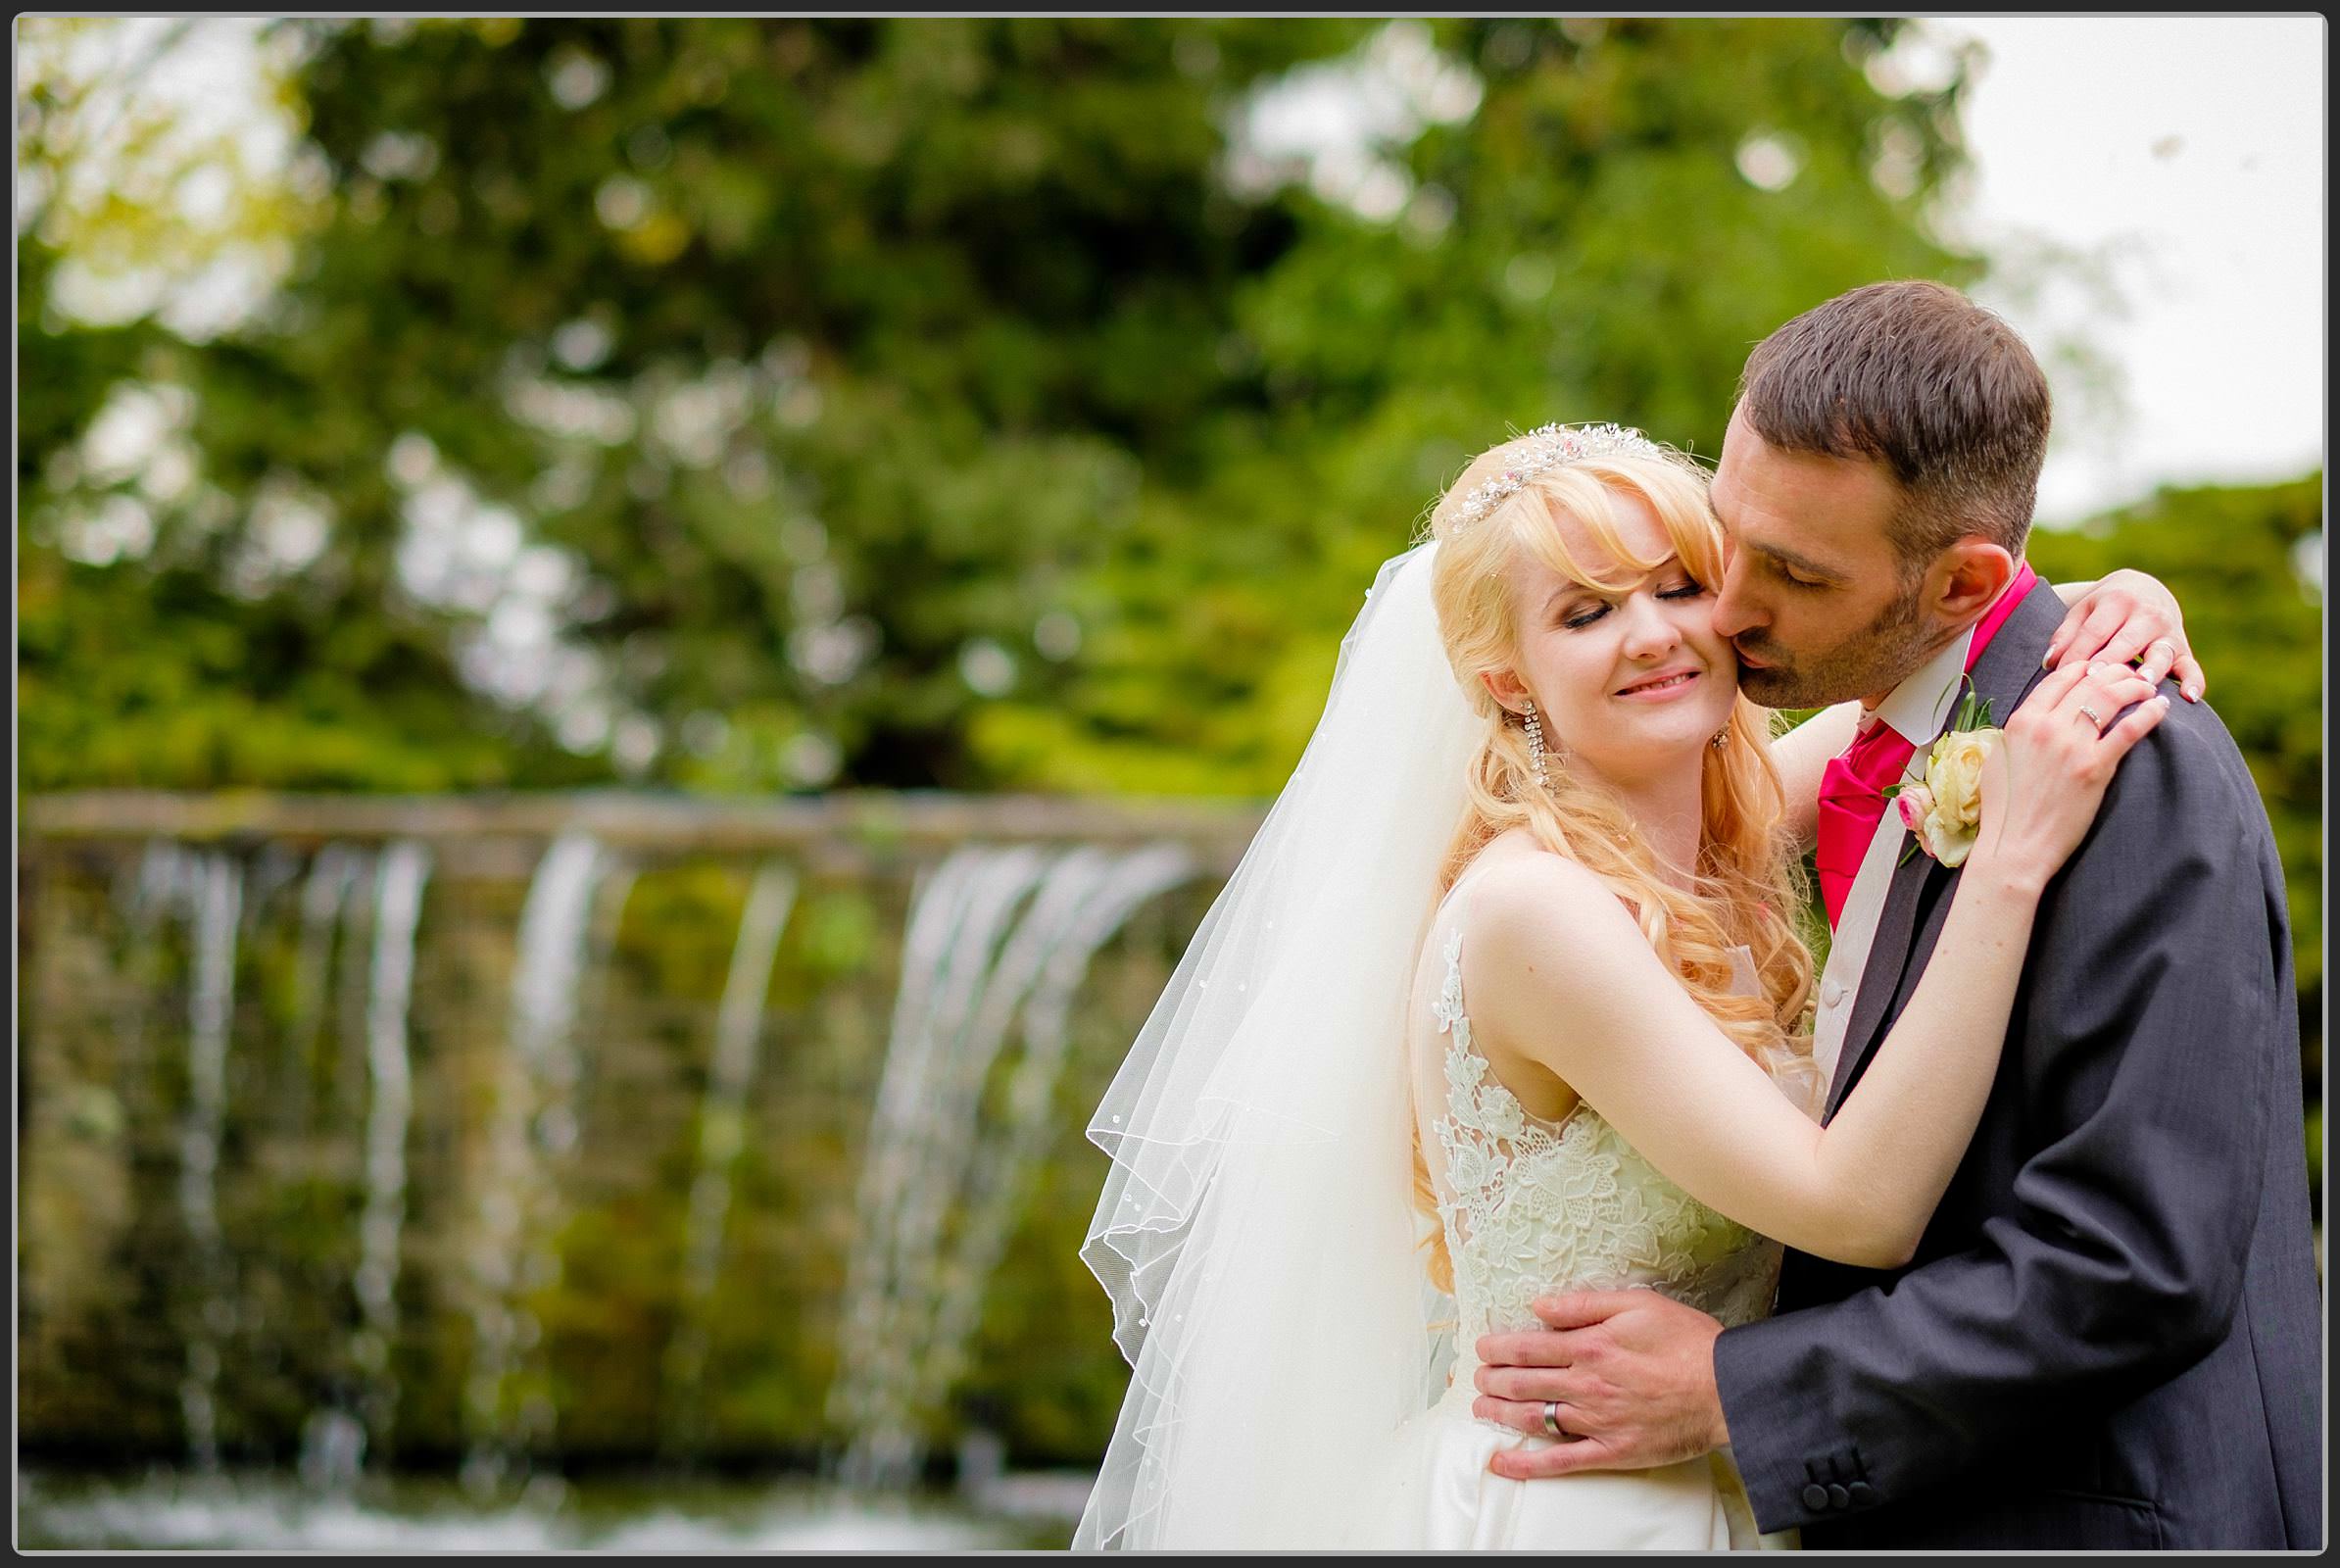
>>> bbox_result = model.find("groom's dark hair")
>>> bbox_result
[1733,279,2050,572]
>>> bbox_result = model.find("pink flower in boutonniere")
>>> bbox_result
[1894,784,1936,836]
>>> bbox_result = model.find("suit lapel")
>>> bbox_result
[1820,579,2068,1122]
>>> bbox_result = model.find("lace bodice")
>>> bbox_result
[1424,921,1783,1354]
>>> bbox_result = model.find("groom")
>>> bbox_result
[1468,281,2322,1548]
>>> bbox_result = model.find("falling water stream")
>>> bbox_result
[916,844,1196,1407]
[285,847,366,1143]
[356,843,432,1462]
[827,845,1049,1485]
[172,849,246,1477]
[461,830,617,1498]
[44,809,1215,1539]
[828,842,1195,1488]
[295,841,431,1493]
[660,858,802,1459]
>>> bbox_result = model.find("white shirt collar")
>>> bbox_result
[1868,618,1979,748]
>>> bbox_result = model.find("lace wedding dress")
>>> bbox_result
[1357,877,1798,1550]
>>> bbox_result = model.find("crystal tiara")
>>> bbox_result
[1444,421,1666,532]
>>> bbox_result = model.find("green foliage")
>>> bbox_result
[22,19,1376,795]
[19,17,1975,796]
[17,544,552,792]
[980,18,1979,792]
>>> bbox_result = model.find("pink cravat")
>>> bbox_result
[1812,563,2037,930]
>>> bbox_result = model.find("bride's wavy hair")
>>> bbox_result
[1408,433,1820,1294]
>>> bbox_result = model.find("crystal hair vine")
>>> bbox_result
[1445,421,1666,532]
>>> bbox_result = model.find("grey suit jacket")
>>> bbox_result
[1712,581,2322,1549]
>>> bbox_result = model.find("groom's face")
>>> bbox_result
[1708,410,1943,710]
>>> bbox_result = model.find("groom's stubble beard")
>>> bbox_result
[1732,564,1946,710]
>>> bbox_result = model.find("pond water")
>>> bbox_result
[17,1467,1093,1551]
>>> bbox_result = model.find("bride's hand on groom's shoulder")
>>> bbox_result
[1973,662,2169,891]
[1469,1291,1731,1481]
[2045,566,2204,702]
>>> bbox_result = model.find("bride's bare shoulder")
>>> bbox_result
[1452,845,1664,1074]
[1452,843,1638,956]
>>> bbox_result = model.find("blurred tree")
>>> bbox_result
[17,21,560,793]
[21,17,1368,792]
[969,17,1980,789]
[23,17,1976,796]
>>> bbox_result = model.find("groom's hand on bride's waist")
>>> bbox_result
[1470,1291,1731,1481]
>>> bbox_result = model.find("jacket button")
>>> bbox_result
[1848,1481,1877,1506]
[1802,1484,1830,1511]
[1822,980,1845,1007]
[1828,1483,1852,1509]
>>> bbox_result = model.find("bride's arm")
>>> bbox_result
[1764,702,1861,851]
[1467,662,2169,1270]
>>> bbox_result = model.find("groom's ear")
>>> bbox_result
[1926,539,2017,622]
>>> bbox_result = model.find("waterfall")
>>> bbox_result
[827,844,1052,1486]
[287,842,408,1493]
[827,842,1194,1488]
[659,858,800,1459]
[285,846,366,1141]
[41,803,1230,1499]
[122,838,192,932]
[579,861,640,1062]
[512,832,616,1162]
[351,839,431,1467]
[915,844,1195,1406]
[461,831,614,1498]
[173,848,245,1475]
[331,856,381,1130]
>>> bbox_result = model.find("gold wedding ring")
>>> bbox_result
[2078,704,2104,728]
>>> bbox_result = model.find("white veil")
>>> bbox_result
[1074,541,1483,1549]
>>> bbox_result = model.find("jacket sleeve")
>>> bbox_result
[1711,709,2289,1533]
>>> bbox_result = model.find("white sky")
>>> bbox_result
[1911,16,2324,523]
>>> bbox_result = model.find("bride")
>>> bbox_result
[1071,423,2175,1550]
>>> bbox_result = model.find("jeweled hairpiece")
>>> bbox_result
[1446,421,1665,532]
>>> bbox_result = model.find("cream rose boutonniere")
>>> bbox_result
[1885,678,2000,869]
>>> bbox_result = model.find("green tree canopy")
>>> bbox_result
[21,17,1977,796]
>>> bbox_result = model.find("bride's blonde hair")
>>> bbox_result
[1409,431,1820,1295]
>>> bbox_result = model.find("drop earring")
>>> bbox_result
[1523,699,1548,787]
[1711,725,1728,752]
